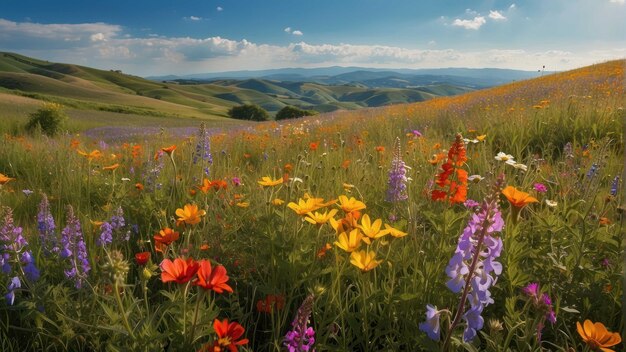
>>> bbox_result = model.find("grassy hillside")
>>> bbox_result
[0,52,476,130]
[0,59,622,351]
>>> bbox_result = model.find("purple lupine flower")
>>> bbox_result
[192,123,213,176]
[1,253,10,274]
[533,183,547,193]
[37,194,58,254]
[586,163,599,179]
[284,294,316,352]
[1,208,40,305]
[110,207,125,230]
[462,306,484,342]
[21,251,40,281]
[97,222,113,247]
[5,276,20,305]
[419,304,442,340]
[386,137,410,203]
[232,177,242,186]
[610,176,619,196]
[425,179,505,343]
[143,151,165,191]
[60,206,90,288]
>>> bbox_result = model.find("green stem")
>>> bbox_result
[188,290,205,345]
[114,281,136,339]
[182,282,190,336]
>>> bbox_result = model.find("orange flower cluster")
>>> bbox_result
[199,178,228,193]
[431,134,468,204]
[160,257,233,294]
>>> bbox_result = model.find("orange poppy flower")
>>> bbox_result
[576,319,621,352]
[309,142,319,151]
[375,146,385,153]
[161,145,176,155]
[212,319,249,351]
[135,252,150,266]
[194,260,233,294]
[175,204,206,226]
[135,183,144,191]
[599,217,611,226]
[103,163,120,171]
[0,173,15,185]
[154,241,167,253]
[199,178,212,194]
[77,149,102,161]
[153,227,180,246]
[160,257,200,284]
[502,186,539,208]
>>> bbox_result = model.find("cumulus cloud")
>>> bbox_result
[509,4,516,9]
[184,16,202,21]
[609,0,624,3]
[292,30,303,36]
[452,16,486,30]
[90,33,106,42]
[216,6,223,11]
[284,27,291,33]
[489,10,507,20]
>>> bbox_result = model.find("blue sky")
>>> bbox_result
[1,0,624,76]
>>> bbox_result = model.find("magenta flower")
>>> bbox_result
[533,183,548,193]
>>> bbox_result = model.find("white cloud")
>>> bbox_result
[90,33,106,42]
[292,30,303,36]
[609,0,625,3]
[428,40,436,46]
[184,16,202,21]
[0,18,624,76]
[284,27,291,33]
[509,4,516,9]
[489,10,507,21]
[452,16,486,30]
[216,6,223,11]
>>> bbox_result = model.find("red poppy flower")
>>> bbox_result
[160,258,199,284]
[135,252,150,266]
[194,260,233,294]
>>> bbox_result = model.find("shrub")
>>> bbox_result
[275,106,318,120]
[227,104,270,121]
[25,103,68,136]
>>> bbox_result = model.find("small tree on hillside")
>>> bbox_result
[275,106,318,120]
[26,103,68,136]
[228,104,270,121]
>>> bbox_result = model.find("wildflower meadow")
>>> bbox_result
[0,60,623,351]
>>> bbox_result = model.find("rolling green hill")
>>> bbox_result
[0,52,476,127]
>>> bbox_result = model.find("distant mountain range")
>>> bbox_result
[148,66,538,89]
[0,52,538,122]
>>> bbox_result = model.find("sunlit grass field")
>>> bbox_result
[0,60,623,351]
